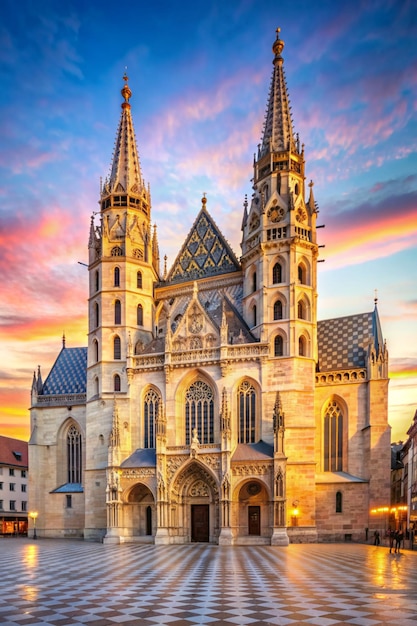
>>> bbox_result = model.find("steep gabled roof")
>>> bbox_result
[317,306,384,371]
[165,199,241,285]
[41,347,87,395]
[0,436,28,468]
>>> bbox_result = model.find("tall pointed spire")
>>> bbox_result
[104,73,146,197]
[260,28,297,158]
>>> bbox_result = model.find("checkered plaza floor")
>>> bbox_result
[1,539,417,625]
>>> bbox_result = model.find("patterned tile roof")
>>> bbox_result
[317,312,374,371]
[166,206,241,284]
[42,347,87,395]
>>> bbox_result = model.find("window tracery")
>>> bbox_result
[185,381,214,445]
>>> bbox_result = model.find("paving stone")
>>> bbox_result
[0,539,417,625]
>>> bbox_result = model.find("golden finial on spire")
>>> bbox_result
[273,26,285,57]
[202,192,207,208]
[121,69,132,106]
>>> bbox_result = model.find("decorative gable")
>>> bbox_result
[166,202,240,284]
[171,287,220,352]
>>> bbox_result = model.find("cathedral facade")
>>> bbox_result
[29,31,391,544]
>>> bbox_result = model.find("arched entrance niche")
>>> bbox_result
[124,483,155,539]
[171,461,219,543]
[235,479,270,540]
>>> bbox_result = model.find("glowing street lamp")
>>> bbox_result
[29,511,38,540]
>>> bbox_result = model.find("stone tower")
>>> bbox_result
[84,75,159,538]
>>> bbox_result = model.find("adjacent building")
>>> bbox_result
[29,30,391,544]
[0,435,28,535]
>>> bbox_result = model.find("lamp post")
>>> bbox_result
[29,511,38,540]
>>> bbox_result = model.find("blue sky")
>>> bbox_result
[0,0,416,441]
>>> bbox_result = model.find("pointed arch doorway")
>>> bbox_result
[191,504,209,542]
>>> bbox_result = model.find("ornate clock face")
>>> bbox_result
[296,207,307,223]
[268,206,285,223]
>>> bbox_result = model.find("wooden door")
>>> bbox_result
[248,505,260,535]
[191,504,209,542]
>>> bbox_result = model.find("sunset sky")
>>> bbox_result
[1,0,416,442]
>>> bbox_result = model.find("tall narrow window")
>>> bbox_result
[144,388,160,448]
[114,336,121,360]
[336,491,343,513]
[274,335,283,357]
[114,374,121,392]
[323,401,343,472]
[114,267,120,287]
[67,425,82,484]
[185,381,214,445]
[299,336,305,356]
[93,339,99,363]
[298,264,305,284]
[273,262,282,284]
[297,300,305,319]
[94,302,99,328]
[137,304,143,326]
[273,300,283,320]
[252,272,257,292]
[252,305,257,327]
[115,300,121,324]
[95,270,99,292]
[238,381,256,443]
[137,271,142,289]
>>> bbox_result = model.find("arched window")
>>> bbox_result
[295,183,299,196]
[137,271,142,289]
[114,267,120,287]
[252,272,257,292]
[297,300,305,319]
[252,305,257,327]
[298,264,305,284]
[238,380,256,443]
[111,246,123,256]
[144,388,160,448]
[94,270,99,292]
[299,335,306,356]
[273,300,283,320]
[94,376,99,396]
[93,339,99,363]
[274,335,283,357]
[137,304,143,326]
[94,302,99,328]
[115,300,121,324]
[273,262,282,284]
[185,380,214,445]
[114,335,121,360]
[114,374,121,392]
[324,401,343,472]
[336,491,343,513]
[67,425,82,484]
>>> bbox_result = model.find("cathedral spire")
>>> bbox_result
[104,73,146,197]
[259,28,297,158]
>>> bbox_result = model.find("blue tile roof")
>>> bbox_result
[42,347,87,395]
[121,448,157,468]
[51,483,84,493]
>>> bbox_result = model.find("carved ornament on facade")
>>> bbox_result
[232,463,271,476]
[121,468,155,478]
[189,480,210,497]
[166,455,187,482]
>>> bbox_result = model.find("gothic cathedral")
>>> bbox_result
[29,30,391,544]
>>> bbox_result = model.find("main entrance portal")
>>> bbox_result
[248,505,261,535]
[191,504,209,542]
